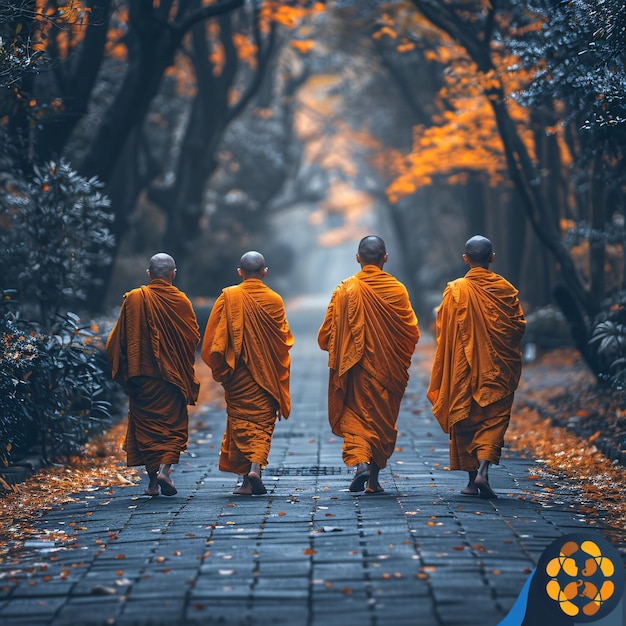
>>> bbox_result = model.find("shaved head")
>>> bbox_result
[357,235,387,266]
[239,251,266,278]
[148,253,176,280]
[464,235,493,265]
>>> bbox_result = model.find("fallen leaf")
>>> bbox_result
[91,585,117,595]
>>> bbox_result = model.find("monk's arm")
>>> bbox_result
[317,294,336,351]
[182,294,201,347]
[426,287,453,406]
[200,295,233,383]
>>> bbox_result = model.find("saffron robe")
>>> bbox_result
[318,265,420,469]
[427,267,526,439]
[106,279,200,472]
[201,279,293,475]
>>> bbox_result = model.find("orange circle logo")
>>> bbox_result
[537,533,624,622]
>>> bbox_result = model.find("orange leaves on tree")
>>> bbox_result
[261,2,325,32]
[397,39,416,53]
[373,26,398,41]
[290,40,315,55]
[165,53,196,98]
[233,33,258,69]
[103,5,129,61]
[378,10,574,205]
[209,35,226,77]
[32,0,94,59]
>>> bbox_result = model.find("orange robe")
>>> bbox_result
[201,279,293,475]
[318,265,420,469]
[427,267,526,469]
[106,279,200,473]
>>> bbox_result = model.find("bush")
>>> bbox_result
[0,292,115,467]
[0,160,114,322]
[0,297,43,465]
[588,290,626,390]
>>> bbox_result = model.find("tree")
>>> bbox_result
[506,0,626,302]
[2,1,326,308]
[147,2,279,281]
[384,0,626,373]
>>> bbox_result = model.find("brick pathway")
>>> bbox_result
[0,297,612,626]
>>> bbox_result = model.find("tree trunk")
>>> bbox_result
[88,128,162,309]
[589,152,606,304]
[411,0,597,317]
[78,0,244,183]
[37,0,114,161]
[154,8,276,284]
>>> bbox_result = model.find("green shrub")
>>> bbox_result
[1,160,114,322]
[0,293,114,467]
[588,291,626,390]
[0,300,42,465]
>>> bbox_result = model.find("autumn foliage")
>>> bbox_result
[369,7,571,204]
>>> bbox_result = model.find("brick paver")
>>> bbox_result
[0,297,616,626]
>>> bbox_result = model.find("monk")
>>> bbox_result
[318,236,420,494]
[106,253,200,497]
[427,235,526,499]
[202,251,293,495]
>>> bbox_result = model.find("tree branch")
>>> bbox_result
[178,0,245,35]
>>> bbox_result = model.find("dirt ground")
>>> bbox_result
[508,347,626,550]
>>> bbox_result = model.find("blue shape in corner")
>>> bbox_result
[497,568,535,626]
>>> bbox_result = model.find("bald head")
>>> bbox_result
[148,253,177,282]
[464,235,493,267]
[357,235,388,268]
[238,251,267,279]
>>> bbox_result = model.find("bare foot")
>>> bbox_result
[349,463,370,492]
[156,472,177,496]
[233,476,252,495]
[474,474,497,499]
[247,471,267,495]
[365,481,384,494]
[145,471,159,496]
[461,485,479,495]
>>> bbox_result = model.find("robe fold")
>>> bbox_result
[106,279,200,472]
[427,267,525,469]
[201,279,293,475]
[318,265,420,469]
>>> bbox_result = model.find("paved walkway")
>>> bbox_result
[0,298,609,626]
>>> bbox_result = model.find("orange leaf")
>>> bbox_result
[589,430,601,443]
